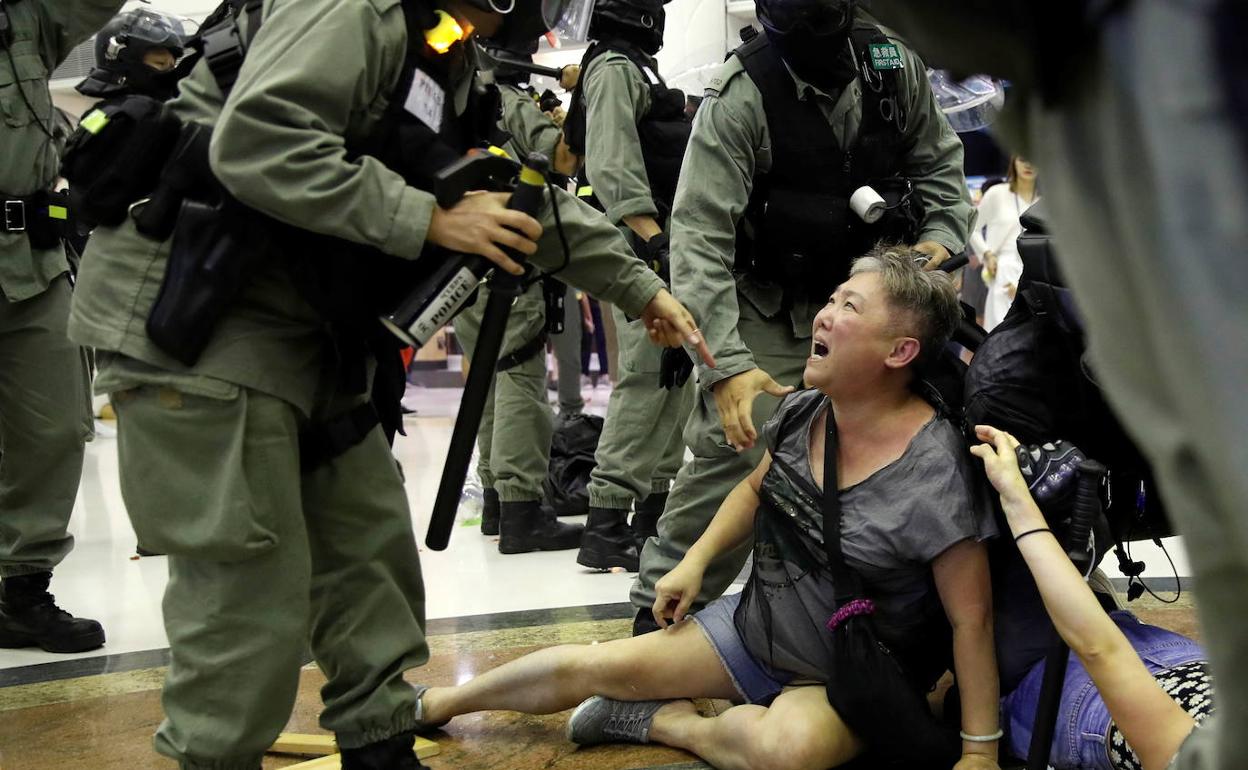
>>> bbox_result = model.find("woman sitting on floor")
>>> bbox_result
[972,427,1215,770]
[416,248,1002,770]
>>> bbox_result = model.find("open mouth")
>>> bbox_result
[811,341,829,360]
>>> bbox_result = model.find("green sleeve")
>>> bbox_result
[530,187,665,317]
[208,0,434,261]
[669,72,767,389]
[895,42,974,253]
[500,87,561,161]
[583,55,658,225]
[33,0,127,66]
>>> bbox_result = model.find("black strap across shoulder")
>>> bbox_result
[819,400,861,606]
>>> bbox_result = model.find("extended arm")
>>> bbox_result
[971,425,1196,770]
[652,453,770,627]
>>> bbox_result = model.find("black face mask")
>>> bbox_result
[126,65,182,101]
[768,26,856,93]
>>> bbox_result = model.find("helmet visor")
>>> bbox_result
[545,0,595,43]
[757,0,853,36]
[129,10,190,56]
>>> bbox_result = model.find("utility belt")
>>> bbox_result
[2,190,75,251]
[735,177,923,303]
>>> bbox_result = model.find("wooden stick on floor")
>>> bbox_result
[271,732,440,765]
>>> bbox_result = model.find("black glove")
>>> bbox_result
[539,89,562,113]
[630,231,671,283]
[1015,440,1087,507]
[659,347,694,389]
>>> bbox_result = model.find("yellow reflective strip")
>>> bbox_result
[81,110,109,135]
[519,166,546,186]
[487,145,511,158]
[576,185,593,197]
[47,205,68,221]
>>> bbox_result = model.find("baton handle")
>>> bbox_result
[426,154,551,551]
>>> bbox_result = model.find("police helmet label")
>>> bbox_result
[868,42,903,71]
[404,69,447,132]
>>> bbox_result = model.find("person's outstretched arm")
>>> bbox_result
[651,452,770,628]
[971,425,1196,770]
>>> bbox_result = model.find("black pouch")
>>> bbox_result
[23,190,72,251]
[60,95,183,227]
[819,415,961,769]
[146,199,256,366]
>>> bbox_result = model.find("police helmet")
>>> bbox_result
[76,9,187,98]
[468,0,593,50]
[590,0,668,55]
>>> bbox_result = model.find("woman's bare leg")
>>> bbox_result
[420,618,737,722]
[648,686,863,770]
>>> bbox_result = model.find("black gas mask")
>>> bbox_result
[757,0,857,92]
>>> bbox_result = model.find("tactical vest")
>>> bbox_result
[65,0,510,461]
[287,14,506,323]
[564,39,690,218]
[733,26,924,302]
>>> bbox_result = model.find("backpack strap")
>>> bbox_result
[199,0,264,94]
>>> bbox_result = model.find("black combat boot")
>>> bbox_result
[0,572,105,653]
[481,488,500,536]
[577,507,639,572]
[631,491,667,549]
[498,500,584,554]
[339,732,428,770]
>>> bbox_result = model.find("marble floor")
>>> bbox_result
[0,382,1200,769]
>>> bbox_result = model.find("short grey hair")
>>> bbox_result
[849,244,962,370]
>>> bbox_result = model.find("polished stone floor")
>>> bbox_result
[0,592,1200,770]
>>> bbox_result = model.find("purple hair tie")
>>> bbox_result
[826,598,876,631]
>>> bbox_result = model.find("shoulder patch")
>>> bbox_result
[704,56,746,98]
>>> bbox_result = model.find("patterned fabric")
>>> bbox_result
[1106,660,1215,770]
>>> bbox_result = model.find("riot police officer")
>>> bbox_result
[0,0,120,655]
[66,0,710,766]
[563,0,696,573]
[632,0,974,633]
[75,7,188,101]
[454,37,588,551]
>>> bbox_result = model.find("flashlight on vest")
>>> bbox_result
[380,153,550,351]
[424,10,466,54]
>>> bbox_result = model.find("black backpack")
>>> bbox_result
[543,413,605,516]
[963,201,1172,549]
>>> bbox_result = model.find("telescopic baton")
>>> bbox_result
[425,153,551,551]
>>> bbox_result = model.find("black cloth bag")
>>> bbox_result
[820,413,961,769]
[542,413,604,516]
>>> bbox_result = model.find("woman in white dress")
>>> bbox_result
[971,157,1039,331]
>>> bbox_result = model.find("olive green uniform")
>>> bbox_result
[68,1,664,767]
[582,50,695,511]
[0,0,116,580]
[630,30,974,614]
[454,83,567,503]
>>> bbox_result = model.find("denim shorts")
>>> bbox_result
[1000,611,1206,769]
[692,591,793,705]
